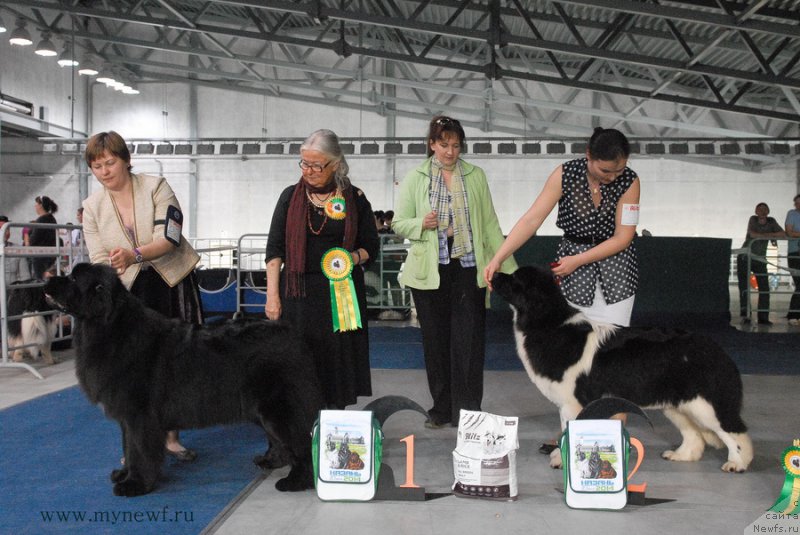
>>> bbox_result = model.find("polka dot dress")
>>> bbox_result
[555,158,639,306]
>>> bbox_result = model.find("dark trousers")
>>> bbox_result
[736,253,770,321]
[410,262,486,425]
[788,253,800,320]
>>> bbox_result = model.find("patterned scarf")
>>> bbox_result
[429,157,472,259]
[285,178,357,297]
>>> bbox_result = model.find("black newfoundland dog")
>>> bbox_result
[492,266,752,473]
[44,263,324,496]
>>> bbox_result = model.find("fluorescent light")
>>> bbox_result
[9,19,32,46]
[35,32,58,56]
[96,75,115,85]
[0,15,8,33]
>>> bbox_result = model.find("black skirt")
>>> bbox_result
[129,268,204,325]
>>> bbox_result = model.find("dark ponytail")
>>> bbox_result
[36,196,59,214]
[587,127,630,161]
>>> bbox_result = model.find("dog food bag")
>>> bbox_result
[452,410,519,500]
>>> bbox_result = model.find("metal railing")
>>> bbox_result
[1,221,78,379]
[733,238,799,320]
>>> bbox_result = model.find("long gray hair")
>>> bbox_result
[300,129,352,190]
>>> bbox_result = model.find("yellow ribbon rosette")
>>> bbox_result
[321,247,362,332]
[325,197,347,220]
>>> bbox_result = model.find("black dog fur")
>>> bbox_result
[491,266,753,472]
[44,263,324,496]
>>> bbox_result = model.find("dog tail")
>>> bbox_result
[21,315,56,365]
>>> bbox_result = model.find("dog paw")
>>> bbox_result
[110,468,128,483]
[113,478,152,497]
[275,475,313,492]
[661,449,701,462]
[253,452,289,470]
[549,447,563,469]
[721,461,748,473]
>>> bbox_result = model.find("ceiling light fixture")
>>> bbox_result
[0,15,8,33]
[57,43,79,67]
[9,19,33,46]
[35,32,58,57]
[78,56,99,76]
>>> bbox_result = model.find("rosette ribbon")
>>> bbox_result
[768,439,800,514]
[321,247,362,332]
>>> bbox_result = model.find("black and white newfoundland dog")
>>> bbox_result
[44,263,324,496]
[7,280,57,365]
[492,266,753,473]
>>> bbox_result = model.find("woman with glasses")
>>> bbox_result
[392,116,518,429]
[265,129,379,409]
[29,195,59,279]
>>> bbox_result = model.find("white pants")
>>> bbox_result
[568,281,635,327]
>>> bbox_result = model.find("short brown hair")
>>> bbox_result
[85,131,131,169]
[426,116,466,157]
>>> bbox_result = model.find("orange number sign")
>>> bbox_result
[399,435,420,488]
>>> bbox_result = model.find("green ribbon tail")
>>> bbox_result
[349,278,362,329]
[329,280,341,332]
[768,476,798,513]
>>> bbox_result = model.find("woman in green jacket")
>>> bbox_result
[392,116,517,429]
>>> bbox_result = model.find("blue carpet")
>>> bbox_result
[0,387,266,535]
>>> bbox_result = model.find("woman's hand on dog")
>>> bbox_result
[483,259,502,290]
[109,247,135,275]
[550,255,582,277]
[265,297,282,320]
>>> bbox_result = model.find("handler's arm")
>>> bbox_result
[484,166,562,285]
[265,257,283,320]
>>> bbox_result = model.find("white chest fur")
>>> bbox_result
[511,309,616,408]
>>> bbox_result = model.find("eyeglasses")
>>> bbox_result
[298,160,331,173]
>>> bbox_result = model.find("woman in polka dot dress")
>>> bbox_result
[484,127,640,327]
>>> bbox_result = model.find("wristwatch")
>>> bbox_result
[133,248,144,264]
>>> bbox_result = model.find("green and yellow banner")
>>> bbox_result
[321,247,362,332]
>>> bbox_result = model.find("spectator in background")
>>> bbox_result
[736,202,785,325]
[785,194,800,326]
[373,210,385,232]
[29,195,59,279]
[1,215,32,285]
[379,210,394,234]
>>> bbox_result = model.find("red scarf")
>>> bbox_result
[285,178,358,297]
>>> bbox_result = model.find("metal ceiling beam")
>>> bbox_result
[9,0,800,93]
[555,0,800,38]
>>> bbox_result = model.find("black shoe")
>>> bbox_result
[538,443,558,455]
[424,419,450,429]
[758,319,773,325]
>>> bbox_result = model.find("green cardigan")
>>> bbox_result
[392,157,518,291]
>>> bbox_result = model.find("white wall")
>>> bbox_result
[3,78,799,246]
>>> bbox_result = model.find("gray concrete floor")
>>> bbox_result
[1,285,797,534]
